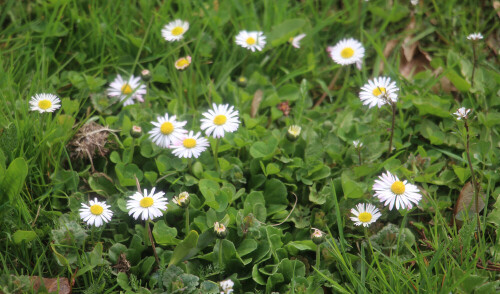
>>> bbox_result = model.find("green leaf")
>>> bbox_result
[199,179,220,209]
[267,19,307,47]
[264,179,288,215]
[341,172,364,198]
[452,165,470,184]
[13,230,37,244]
[199,281,219,293]
[153,220,179,246]
[169,230,199,266]
[412,94,451,118]
[249,137,278,159]
[61,98,79,115]
[237,239,258,257]
[266,163,280,175]
[0,157,28,204]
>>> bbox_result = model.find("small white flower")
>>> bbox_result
[29,93,61,113]
[289,34,306,49]
[467,33,483,41]
[200,104,240,138]
[220,279,234,294]
[170,131,210,159]
[350,203,381,227]
[148,113,187,148]
[327,38,365,66]
[453,107,472,120]
[173,191,190,208]
[79,198,113,227]
[235,30,266,52]
[410,0,419,5]
[108,75,147,106]
[353,140,363,148]
[359,77,399,108]
[127,188,168,221]
[175,56,192,70]
[373,171,422,210]
[162,20,189,42]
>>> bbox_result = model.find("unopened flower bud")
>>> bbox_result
[173,191,190,208]
[141,69,152,82]
[131,125,142,138]
[311,228,325,245]
[287,125,301,141]
[236,76,248,88]
[214,221,227,239]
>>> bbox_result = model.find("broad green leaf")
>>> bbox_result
[13,230,37,244]
[0,157,28,204]
[341,172,364,199]
[267,19,307,47]
[169,230,199,266]
[153,220,179,246]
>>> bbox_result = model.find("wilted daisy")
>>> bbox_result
[220,279,234,294]
[353,140,363,149]
[289,34,306,49]
[170,131,209,158]
[127,188,168,221]
[200,104,240,138]
[173,191,190,208]
[29,93,61,113]
[175,56,192,70]
[453,107,472,120]
[373,171,422,210]
[148,113,187,148]
[467,33,483,41]
[108,75,146,106]
[162,20,189,42]
[79,198,113,227]
[235,30,266,52]
[327,38,365,66]
[359,77,399,108]
[350,203,381,227]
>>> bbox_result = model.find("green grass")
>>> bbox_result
[1,0,499,293]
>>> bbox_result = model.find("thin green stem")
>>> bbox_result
[471,43,477,88]
[185,206,190,234]
[147,220,160,267]
[464,119,480,232]
[316,244,321,269]
[388,101,396,156]
[218,239,223,269]
[214,138,220,175]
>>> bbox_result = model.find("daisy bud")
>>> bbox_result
[141,69,151,82]
[236,76,248,88]
[287,125,301,141]
[131,125,142,138]
[311,228,325,245]
[214,222,227,239]
[173,191,190,208]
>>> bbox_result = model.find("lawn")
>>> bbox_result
[0,0,499,293]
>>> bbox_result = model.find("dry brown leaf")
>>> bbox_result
[113,253,131,273]
[251,89,263,118]
[379,39,399,73]
[30,276,71,294]
[494,1,500,18]
[454,181,485,221]
[486,34,499,56]
[402,15,418,62]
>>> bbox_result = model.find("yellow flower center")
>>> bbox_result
[38,99,52,110]
[176,58,190,68]
[340,47,354,59]
[358,212,372,223]
[372,87,386,97]
[160,122,174,135]
[90,204,103,215]
[183,138,196,148]
[391,181,405,195]
[140,197,154,208]
[172,26,184,36]
[213,114,227,125]
[121,84,133,94]
[246,37,256,45]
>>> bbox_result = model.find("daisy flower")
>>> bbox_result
[108,75,146,106]
[162,20,189,42]
[200,104,240,138]
[175,56,192,70]
[220,279,234,294]
[235,30,266,52]
[148,113,187,148]
[29,93,61,113]
[127,188,168,221]
[287,125,301,141]
[467,33,483,41]
[170,131,209,159]
[453,107,472,120]
[173,191,190,208]
[353,140,363,149]
[327,38,365,66]
[79,198,113,227]
[359,77,399,108]
[350,203,381,227]
[289,34,306,49]
[373,171,422,210]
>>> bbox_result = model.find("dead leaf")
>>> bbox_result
[402,15,418,62]
[494,1,500,18]
[251,89,263,118]
[454,181,485,221]
[113,253,131,273]
[29,276,71,294]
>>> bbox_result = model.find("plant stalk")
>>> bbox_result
[464,119,480,231]
[388,101,397,156]
[471,43,477,88]
[316,244,321,269]
[214,138,220,175]
[185,206,190,234]
[147,220,160,267]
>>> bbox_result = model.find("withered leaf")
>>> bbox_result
[454,181,485,221]
[29,276,71,294]
[251,89,263,118]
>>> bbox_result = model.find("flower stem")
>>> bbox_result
[146,220,160,267]
[464,119,481,231]
[185,206,190,234]
[214,138,220,175]
[357,149,362,165]
[388,101,397,156]
[316,244,321,269]
[218,239,223,270]
[471,43,477,88]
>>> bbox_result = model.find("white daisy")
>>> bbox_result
[170,131,209,159]
[108,74,147,106]
[373,171,422,210]
[79,198,113,227]
[467,33,483,41]
[453,107,472,120]
[175,56,192,70]
[127,188,168,221]
[235,30,266,52]
[289,34,306,49]
[350,203,381,227]
[148,113,187,148]
[327,38,365,66]
[353,140,363,148]
[162,20,189,42]
[200,104,240,138]
[359,76,399,108]
[220,279,234,294]
[29,93,61,113]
